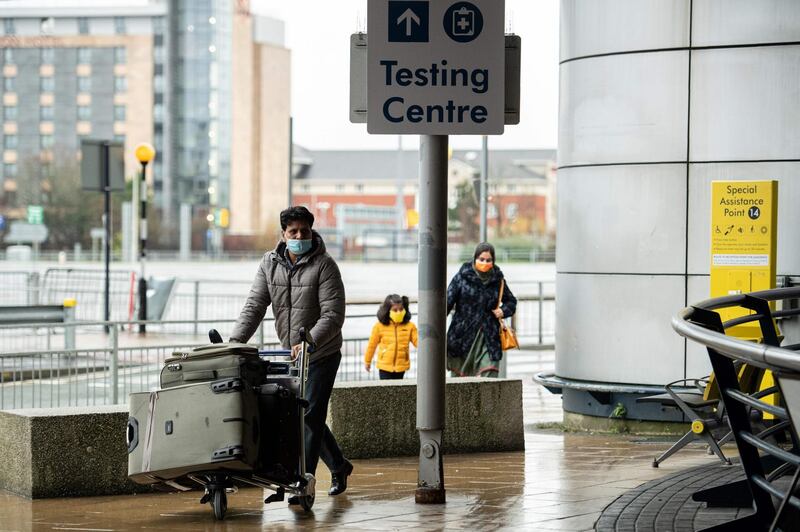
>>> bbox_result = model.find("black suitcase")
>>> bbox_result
[255,361,304,485]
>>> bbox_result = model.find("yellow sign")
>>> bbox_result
[406,209,419,228]
[710,180,778,338]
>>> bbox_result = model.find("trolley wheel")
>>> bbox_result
[212,489,227,520]
[300,493,314,511]
[300,473,316,511]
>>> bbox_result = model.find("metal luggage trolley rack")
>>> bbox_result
[673,286,800,531]
[174,329,315,520]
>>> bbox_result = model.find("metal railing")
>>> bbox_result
[673,286,800,530]
[0,288,554,410]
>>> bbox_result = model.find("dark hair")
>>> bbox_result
[280,206,315,231]
[377,294,411,325]
[473,242,496,262]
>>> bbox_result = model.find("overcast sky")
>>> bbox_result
[253,0,560,151]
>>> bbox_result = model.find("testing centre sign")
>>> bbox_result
[367,0,505,135]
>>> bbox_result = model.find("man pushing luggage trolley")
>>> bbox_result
[230,206,354,504]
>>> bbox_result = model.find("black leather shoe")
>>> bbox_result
[328,460,353,496]
[287,495,300,505]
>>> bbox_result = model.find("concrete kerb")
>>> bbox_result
[330,377,525,458]
[0,377,524,498]
[0,405,145,498]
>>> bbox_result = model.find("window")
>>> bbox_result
[3,19,14,35]
[153,103,163,121]
[40,106,53,120]
[40,48,54,64]
[113,134,125,143]
[40,17,55,34]
[114,17,126,34]
[153,46,164,62]
[40,134,53,149]
[4,135,17,149]
[77,47,91,64]
[153,74,164,92]
[152,16,164,33]
[3,77,13,91]
[506,203,518,219]
[114,75,127,92]
[41,162,52,178]
[4,162,17,177]
[40,76,54,92]
[78,17,89,35]
[77,106,91,120]
[78,76,91,92]
[3,48,13,63]
[113,46,126,64]
[3,106,16,120]
[114,105,125,121]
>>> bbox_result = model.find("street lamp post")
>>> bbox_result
[134,142,155,334]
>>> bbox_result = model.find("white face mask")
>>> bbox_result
[286,239,313,255]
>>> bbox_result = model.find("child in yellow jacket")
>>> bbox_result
[365,294,418,379]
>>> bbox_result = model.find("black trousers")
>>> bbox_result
[304,351,347,476]
[379,370,405,380]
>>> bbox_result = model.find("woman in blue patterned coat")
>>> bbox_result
[446,242,517,377]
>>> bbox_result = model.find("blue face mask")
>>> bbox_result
[286,238,313,255]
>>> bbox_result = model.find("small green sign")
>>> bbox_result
[27,205,44,225]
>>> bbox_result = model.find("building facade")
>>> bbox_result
[556,1,800,405]
[0,0,290,247]
[292,148,557,244]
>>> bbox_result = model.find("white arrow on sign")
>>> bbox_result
[397,8,420,36]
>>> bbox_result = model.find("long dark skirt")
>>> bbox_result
[446,330,499,378]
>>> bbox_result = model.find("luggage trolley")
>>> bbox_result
[191,328,316,519]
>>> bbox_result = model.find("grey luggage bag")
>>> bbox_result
[160,343,265,388]
[127,379,260,485]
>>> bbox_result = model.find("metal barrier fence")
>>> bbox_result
[0,303,553,410]
[0,288,554,354]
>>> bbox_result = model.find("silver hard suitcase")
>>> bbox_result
[127,379,259,485]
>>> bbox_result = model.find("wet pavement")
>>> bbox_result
[0,369,730,531]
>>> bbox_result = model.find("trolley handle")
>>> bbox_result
[298,327,316,351]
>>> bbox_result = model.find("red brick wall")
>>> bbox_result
[292,194,416,228]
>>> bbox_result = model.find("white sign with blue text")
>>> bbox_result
[367,0,505,134]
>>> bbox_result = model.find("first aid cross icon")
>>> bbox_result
[444,1,483,42]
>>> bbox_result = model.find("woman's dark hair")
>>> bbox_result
[377,294,411,325]
[280,206,315,231]
[473,242,496,262]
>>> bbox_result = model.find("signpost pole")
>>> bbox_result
[138,160,148,334]
[480,135,488,242]
[102,142,111,334]
[416,134,448,504]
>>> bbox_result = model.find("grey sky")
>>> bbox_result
[253,0,559,151]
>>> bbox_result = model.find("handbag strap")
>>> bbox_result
[496,279,504,310]
[496,279,506,330]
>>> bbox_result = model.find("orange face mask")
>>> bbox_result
[475,261,493,273]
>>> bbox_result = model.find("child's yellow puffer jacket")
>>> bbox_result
[364,321,418,373]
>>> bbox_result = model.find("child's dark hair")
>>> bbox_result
[280,206,315,231]
[377,294,411,325]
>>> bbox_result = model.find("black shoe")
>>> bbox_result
[328,460,353,496]
[287,495,300,505]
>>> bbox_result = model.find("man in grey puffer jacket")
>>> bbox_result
[230,206,353,500]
